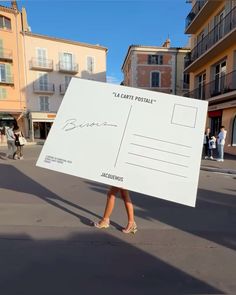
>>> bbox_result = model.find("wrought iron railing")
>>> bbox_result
[58,61,78,73]
[33,82,55,93]
[31,58,53,70]
[186,6,236,66]
[185,0,207,29]
[184,70,236,100]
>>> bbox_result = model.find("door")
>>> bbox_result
[63,53,72,70]
[38,73,49,91]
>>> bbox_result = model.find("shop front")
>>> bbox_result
[208,100,236,155]
[30,112,56,141]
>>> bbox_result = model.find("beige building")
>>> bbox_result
[23,32,107,140]
[122,40,190,97]
[184,0,236,155]
[0,2,27,139]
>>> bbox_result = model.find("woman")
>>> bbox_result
[94,186,137,234]
[13,126,25,160]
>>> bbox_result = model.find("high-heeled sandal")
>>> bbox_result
[94,218,110,229]
[122,222,137,234]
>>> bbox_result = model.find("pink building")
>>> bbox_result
[122,40,190,97]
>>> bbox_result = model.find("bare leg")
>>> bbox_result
[94,186,119,228]
[120,189,134,223]
[103,186,119,220]
[120,189,137,233]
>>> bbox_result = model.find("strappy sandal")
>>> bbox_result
[94,218,110,229]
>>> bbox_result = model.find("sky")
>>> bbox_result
[2,0,191,83]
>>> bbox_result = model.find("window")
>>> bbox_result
[65,76,71,86]
[196,72,206,99]
[62,53,73,70]
[148,55,163,65]
[213,60,226,94]
[232,116,236,146]
[0,64,6,82]
[87,56,95,73]
[39,96,49,112]
[36,48,47,67]
[151,72,160,87]
[0,87,7,100]
[183,73,190,89]
[0,15,11,30]
[38,73,49,91]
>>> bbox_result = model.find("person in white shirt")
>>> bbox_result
[217,126,227,162]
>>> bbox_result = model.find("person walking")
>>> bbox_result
[5,123,16,159]
[217,126,227,162]
[203,127,212,159]
[94,186,137,234]
[13,126,25,160]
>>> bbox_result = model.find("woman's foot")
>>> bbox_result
[122,221,137,234]
[94,218,110,229]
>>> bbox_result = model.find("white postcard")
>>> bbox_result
[36,78,208,207]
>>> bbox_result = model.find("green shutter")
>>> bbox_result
[0,87,7,100]
[5,64,12,83]
[0,39,3,58]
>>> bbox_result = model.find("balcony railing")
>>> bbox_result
[33,82,55,94]
[185,0,207,30]
[186,6,236,67]
[0,48,13,61]
[30,58,53,71]
[184,70,236,100]
[58,61,78,73]
[59,83,69,94]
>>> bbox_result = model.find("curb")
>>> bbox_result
[201,166,236,175]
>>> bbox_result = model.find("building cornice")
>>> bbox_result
[0,5,19,15]
[122,45,190,71]
[22,32,108,52]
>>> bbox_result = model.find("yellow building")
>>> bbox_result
[184,0,236,155]
[0,1,27,138]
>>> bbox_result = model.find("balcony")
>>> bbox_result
[184,70,236,102]
[58,61,78,74]
[185,6,236,72]
[0,48,13,62]
[33,82,55,94]
[30,58,53,71]
[59,83,69,94]
[185,0,223,34]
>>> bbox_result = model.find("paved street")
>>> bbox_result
[0,145,236,294]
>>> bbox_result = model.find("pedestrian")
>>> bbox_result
[5,123,16,159]
[13,125,25,160]
[0,125,5,144]
[203,127,212,159]
[94,186,137,234]
[217,126,227,162]
[208,135,216,160]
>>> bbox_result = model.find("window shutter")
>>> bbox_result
[0,87,7,99]
[160,55,163,65]
[5,64,12,83]
[0,40,3,58]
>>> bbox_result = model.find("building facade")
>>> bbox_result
[184,0,236,155]
[23,32,107,140]
[122,40,190,97]
[0,2,27,140]
[0,2,107,142]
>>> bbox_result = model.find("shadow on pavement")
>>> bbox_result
[0,164,122,229]
[85,181,236,251]
[0,232,222,295]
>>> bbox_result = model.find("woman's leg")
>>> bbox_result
[120,189,134,223]
[94,187,119,228]
[102,186,119,220]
